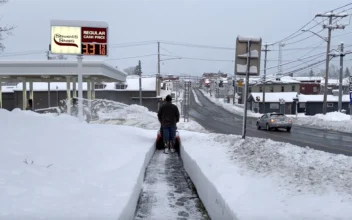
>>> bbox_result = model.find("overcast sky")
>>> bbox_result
[2,0,352,77]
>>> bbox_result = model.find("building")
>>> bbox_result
[320,77,350,95]
[297,94,351,115]
[248,92,298,114]
[237,76,301,104]
[5,75,161,112]
[291,76,322,94]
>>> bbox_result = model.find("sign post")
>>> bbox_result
[350,91,352,119]
[49,20,108,122]
[235,35,262,139]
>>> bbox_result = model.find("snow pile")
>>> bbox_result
[293,111,352,133]
[180,131,352,219]
[199,89,261,117]
[90,99,207,133]
[0,108,155,220]
[192,89,202,106]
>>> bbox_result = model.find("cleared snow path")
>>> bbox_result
[134,150,209,220]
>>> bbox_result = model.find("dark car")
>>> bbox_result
[256,112,292,132]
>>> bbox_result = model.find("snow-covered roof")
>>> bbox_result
[244,76,300,85]
[291,76,323,82]
[50,19,108,28]
[298,94,350,102]
[250,92,298,103]
[124,76,156,91]
[320,78,349,86]
[12,76,156,91]
[1,86,16,93]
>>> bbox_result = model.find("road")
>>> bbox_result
[189,89,352,156]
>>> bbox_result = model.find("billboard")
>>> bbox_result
[50,20,108,56]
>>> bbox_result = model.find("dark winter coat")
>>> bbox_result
[157,101,180,127]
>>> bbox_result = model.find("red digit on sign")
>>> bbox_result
[100,45,106,55]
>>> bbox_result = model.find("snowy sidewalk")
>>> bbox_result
[134,150,208,220]
[180,131,352,220]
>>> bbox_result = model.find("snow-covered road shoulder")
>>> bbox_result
[180,131,352,219]
[0,109,155,220]
[292,111,352,133]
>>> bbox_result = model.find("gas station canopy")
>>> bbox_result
[0,60,126,83]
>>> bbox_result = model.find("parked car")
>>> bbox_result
[256,112,292,132]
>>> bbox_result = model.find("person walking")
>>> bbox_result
[157,94,180,154]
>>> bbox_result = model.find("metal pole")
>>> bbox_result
[77,55,84,122]
[139,73,142,106]
[338,42,344,112]
[263,43,269,113]
[322,16,333,115]
[242,40,251,139]
[47,82,51,108]
[157,42,160,97]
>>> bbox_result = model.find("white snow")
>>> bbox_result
[11,76,156,92]
[292,111,352,133]
[181,132,352,220]
[250,92,298,102]
[0,108,155,220]
[50,19,108,28]
[123,76,156,91]
[2,95,352,220]
[298,94,350,102]
[238,50,259,58]
[1,86,15,93]
[237,35,261,42]
[236,64,258,74]
[91,99,207,133]
[192,89,202,106]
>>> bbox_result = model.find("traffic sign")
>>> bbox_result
[350,91,352,104]
[235,36,262,76]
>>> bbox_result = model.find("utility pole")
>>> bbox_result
[138,60,142,106]
[338,42,344,112]
[262,43,271,114]
[315,12,347,115]
[157,42,161,97]
[277,42,285,77]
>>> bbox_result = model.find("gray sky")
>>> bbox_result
[1,0,352,77]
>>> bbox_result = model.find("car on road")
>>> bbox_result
[256,112,292,132]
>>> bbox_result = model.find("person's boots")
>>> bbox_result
[164,141,170,154]
[170,140,176,153]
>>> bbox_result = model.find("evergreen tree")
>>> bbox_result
[309,69,314,77]
[344,67,350,78]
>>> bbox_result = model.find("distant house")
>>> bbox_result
[320,77,350,95]
[237,76,300,104]
[248,92,298,114]
[9,75,161,112]
[291,76,322,94]
[297,94,350,115]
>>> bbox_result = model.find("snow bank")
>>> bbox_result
[180,131,352,219]
[0,108,155,220]
[291,111,352,133]
[192,89,202,106]
[91,99,207,133]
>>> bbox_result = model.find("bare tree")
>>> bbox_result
[123,66,137,75]
[0,0,16,52]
